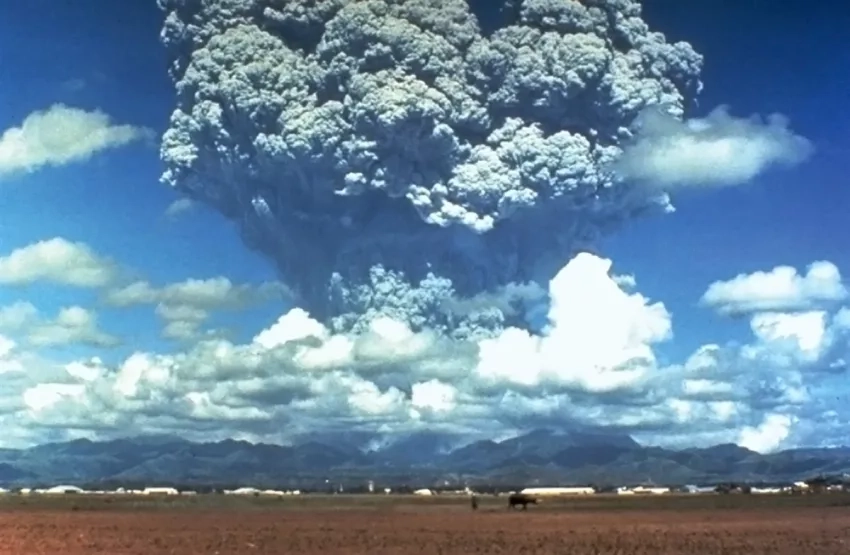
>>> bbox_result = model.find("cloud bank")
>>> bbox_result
[2,245,847,454]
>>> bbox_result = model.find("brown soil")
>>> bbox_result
[1,495,848,554]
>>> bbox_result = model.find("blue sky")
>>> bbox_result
[0,0,847,452]
[605,0,850,357]
[0,0,282,357]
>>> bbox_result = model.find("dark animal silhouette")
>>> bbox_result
[470,494,478,510]
[508,492,538,510]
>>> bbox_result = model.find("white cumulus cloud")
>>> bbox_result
[701,261,847,315]
[0,104,153,177]
[738,413,795,453]
[3,252,845,453]
[0,302,118,348]
[475,252,672,393]
[0,302,39,330]
[26,306,119,348]
[0,237,117,287]
[105,277,286,309]
[105,277,288,341]
[616,105,813,188]
[748,311,828,360]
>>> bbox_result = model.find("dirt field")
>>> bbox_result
[1,493,848,554]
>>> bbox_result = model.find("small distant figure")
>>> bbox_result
[470,493,478,510]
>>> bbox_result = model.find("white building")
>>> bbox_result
[623,486,670,495]
[751,487,782,494]
[225,487,261,495]
[520,487,595,496]
[42,485,85,495]
[142,487,179,495]
[683,485,717,494]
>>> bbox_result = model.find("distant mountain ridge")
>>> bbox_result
[2,429,849,489]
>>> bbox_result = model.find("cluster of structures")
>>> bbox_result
[223,487,302,496]
[3,486,184,496]
[0,485,303,497]
[2,475,847,497]
[412,477,850,497]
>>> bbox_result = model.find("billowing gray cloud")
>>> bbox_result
[156,0,712,338]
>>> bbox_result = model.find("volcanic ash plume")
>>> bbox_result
[156,0,703,338]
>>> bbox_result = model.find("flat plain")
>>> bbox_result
[1,492,848,554]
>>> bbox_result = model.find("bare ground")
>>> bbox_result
[1,493,848,554]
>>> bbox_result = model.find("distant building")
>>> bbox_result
[43,485,84,495]
[683,485,716,494]
[620,486,669,495]
[792,481,810,494]
[260,489,285,496]
[142,487,179,496]
[225,487,261,496]
[520,487,595,496]
[750,487,782,494]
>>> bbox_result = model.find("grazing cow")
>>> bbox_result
[508,492,538,510]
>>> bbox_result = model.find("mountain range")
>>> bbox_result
[3,429,849,490]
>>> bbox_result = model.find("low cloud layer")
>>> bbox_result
[0,104,152,177]
[1,244,847,454]
[0,237,289,344]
